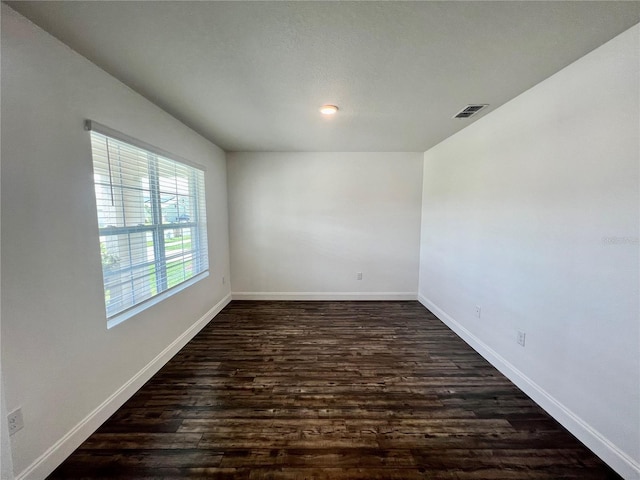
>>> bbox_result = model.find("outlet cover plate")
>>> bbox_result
[517,330,526,347]
[8,407,24,435]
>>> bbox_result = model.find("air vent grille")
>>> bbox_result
[453,104,488,119]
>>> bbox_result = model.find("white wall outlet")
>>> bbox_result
[356,272,363,280]
[7,407,24,435]
[517,330,526,347]
[475,306,481,318]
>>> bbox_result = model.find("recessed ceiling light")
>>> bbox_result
[320,105,338,115]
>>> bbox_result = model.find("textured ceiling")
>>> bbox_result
[6,1,640,152]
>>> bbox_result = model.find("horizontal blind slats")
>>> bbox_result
[90,130,209,319]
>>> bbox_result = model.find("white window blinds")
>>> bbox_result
[87,122,209,320]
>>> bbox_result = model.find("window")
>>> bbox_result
[87,121,208,324]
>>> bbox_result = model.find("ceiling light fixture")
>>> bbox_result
[320,105,339,115]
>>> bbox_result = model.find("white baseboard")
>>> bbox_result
[232,292,418,301]
[417,294,640,480]
[16,293,232,480]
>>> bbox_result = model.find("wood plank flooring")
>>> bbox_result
[48,301,621,479]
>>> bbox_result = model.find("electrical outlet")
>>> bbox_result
[222,276,225,285]
[356,272,363,280]
[517,330,526,347]
[7,407,23,435]
[475,306,481,318]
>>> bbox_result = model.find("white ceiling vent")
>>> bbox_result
[453,104,488,119]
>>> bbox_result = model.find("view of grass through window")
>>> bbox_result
[90,127,208,319]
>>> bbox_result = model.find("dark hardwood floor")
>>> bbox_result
[48,301,621,479]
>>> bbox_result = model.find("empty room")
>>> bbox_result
[1,1,639,479]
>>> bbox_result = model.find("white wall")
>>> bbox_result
[1,6,231,478]
[228,152,423,299]
[0,43,14,475]
[418,25,639,479]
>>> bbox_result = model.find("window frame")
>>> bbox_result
[86,120,209,328]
